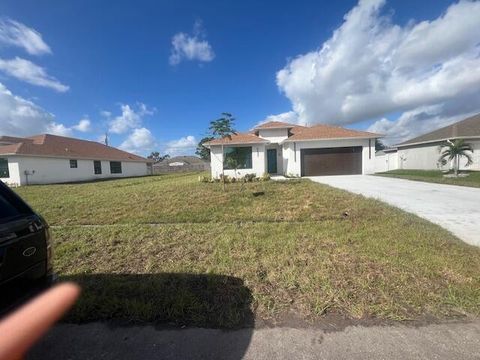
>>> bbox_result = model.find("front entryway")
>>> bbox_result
[267,149,277,174]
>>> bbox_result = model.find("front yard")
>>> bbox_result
[16,173,480,328]
[377,169,480,188]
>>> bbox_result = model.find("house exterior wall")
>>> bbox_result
[397,139,480,171]
[210,144,266,178]
[284,138,375,176]
[0,155,149,185]
[257,128,289,143]
[375,152,399,172]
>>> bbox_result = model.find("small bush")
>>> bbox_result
[198,175,211,183]
[244,173,256,182]
[260,173,271,182]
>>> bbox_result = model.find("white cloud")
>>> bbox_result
[256,111,299,128]
[164,135,197,156]
[0,57,69,92]
[72,118,91,132]
[0,18,51,55]
[108,103,154,134]
[0,82,72,137]
[169,20,215,65]
[119,127,156,154]
[275,0,480,143]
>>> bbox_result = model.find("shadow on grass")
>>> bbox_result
[62,273,254,329]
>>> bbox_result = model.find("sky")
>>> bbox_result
[0,0,479,155]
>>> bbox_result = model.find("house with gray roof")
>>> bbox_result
[375,114,480,172]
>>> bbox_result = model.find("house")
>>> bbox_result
[375,113,480,172]
[203,121,379,178]
[152,155,210,174]
[374,147,398,173]
[0,134,152,186]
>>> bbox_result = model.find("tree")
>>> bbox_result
[147,151,170,163]
[375,139,386,151]
[438,139,474,176]
[209,113,236,190]
[196,136,214,161]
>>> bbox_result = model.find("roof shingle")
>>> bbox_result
[203,133,269,146]
[398,113,480,146]
[0,134,149,162]
[254,121,296,129]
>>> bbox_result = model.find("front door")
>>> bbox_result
[267,149,277,174]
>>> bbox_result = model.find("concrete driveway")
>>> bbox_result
[309,175,480,247]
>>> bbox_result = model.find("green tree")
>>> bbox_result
[147,152,170,163]
[375,139,386,151]
[196,136,214,161]
[439,139,474,176]
[209,113,236,190]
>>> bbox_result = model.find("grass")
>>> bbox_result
[377,169,480,188]
[15,173,480,328]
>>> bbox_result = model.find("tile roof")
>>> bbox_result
[254,121,296,129]
[397,113,480,146]
[0,134,149,162]
[204,123,380,146]
[203,132,269,146]
[284,124,380,141]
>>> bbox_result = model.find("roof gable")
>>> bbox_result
[254,121,297,130]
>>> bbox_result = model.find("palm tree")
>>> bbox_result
[439,139,474,176]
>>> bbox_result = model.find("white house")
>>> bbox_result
[203,121,379,178]
[375,113,480,172]
[0,134,152,186]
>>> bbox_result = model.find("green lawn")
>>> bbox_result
[377,169,480,188]
[15,173,480,328]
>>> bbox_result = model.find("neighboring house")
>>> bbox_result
[152,155,210,174]
[375,113,480,172]
[203,121,379,178]
[0,134,152,186]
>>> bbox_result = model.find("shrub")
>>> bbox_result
[198,175,212,183]
[260,173,271,182]
[244,173,256,183]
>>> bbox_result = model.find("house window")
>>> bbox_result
[110,161,122,174]
[70,159,78,168]
[223,147,252,170]
[0,158,9,178]
[93,160,102,174]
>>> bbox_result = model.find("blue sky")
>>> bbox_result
[0,0,479,155]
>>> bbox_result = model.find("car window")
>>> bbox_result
[0,184,32,222]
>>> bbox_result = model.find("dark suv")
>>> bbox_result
[0,181,53,287]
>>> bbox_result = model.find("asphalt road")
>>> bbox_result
[29,320,480,359]
[309,175,480,247]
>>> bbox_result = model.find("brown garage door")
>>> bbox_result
[301,147,362,176]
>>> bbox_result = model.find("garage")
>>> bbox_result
[301,147,362,176]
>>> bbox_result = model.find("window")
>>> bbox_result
[70,159,78,168]
[0,158,9,178]
[223,147,252,170]
[110,161,122,174]
[0,184,32,222]
[93,160,102,175]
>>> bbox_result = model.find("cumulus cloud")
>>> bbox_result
[72,118,91,132]
[275,0,480,143]
[0,82,72,137]
[119,127,156,154]
[0,18,51,55]
[164,135,197,156]
[256,111,299,128]
[169,20,215,65]
[108,103,154,134]
[0,57,69,92]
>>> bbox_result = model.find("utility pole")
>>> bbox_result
[104,132,109,146]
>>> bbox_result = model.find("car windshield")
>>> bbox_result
[0,185,32,222]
